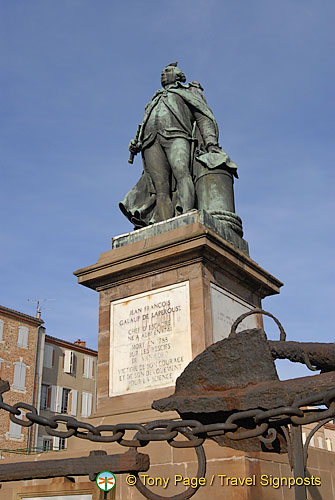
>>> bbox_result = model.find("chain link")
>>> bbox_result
[45,415,77,438]
[9,403,36,427]
[1,382,335,448]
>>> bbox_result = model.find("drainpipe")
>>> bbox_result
[28,324,45,453]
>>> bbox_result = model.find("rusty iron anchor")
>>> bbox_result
[153,310,335,454]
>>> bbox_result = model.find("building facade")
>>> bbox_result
[0,305,44,457]
[0,305,98,457]
[35,335,97,452]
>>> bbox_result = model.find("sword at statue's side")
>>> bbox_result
[189,121,197,177]
[128,124,142,164]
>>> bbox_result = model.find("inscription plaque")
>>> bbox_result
[210,283,258,342]
[109,281,192,396]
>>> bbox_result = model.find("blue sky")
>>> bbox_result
[1,1,334,380]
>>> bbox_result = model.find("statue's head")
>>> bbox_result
[161,62,186,87]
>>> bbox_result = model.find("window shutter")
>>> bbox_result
[13,363,21,387]
[87,393,92,417]
[70,389,78,416]
[64,351,72,373]
[44,345,53,368]
[9,414,22,438]
[81,392,88,418]
[18,326,28,347]
[53,436,60,450]
[0,320,4,340]
[50,385,57,411]
[55,386,63,412]
[13,362,26,390]
[52,348,55,367]
[13,363,20,388]
[83,357,93,378]
[17,328,22,346]
[92,359,94,377]
[19,363,26,389]
[70,351,74,373]
[67,390,72,414]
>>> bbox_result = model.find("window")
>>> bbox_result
[17,326,28,347]
[9,413,22,438]
[44,344,54,368]
[53,436,67,450]
[83,356,94,378]
[13,362,26,390]
[81,392,92,418]
[0,319,4,340]
[40,384,48,409]
[63,350,75,374]
[50,386,77,415]
[59,437,67,450]
[40,384,52,410]
[43,438,52,451]
[61,388,71,413]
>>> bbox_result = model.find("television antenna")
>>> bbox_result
[27,298,55,319]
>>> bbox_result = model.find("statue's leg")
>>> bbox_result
[142,140,174,222]
[164,138,194,213]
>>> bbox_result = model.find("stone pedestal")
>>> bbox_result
[74,211,282,419]
[72,212,293,499]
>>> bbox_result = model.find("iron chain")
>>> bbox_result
[1,382,335,448]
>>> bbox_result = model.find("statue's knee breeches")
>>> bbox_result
[164,138,192,181]
[142,140,170,195]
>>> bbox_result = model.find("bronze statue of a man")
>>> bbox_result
[120,62,238,230]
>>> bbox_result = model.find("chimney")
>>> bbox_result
[74,339,86,347]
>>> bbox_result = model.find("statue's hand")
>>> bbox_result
[128,139,142,154]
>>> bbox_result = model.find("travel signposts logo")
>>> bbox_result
[96,471,116,492]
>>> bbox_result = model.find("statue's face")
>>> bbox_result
[161,66,178,87]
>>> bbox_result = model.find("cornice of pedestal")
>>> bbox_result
[74,221,283,300]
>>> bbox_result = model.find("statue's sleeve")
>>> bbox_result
[188,85,219,149]
[192,108,219,149]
